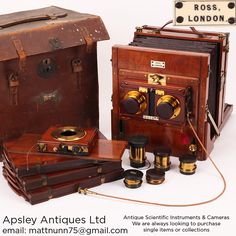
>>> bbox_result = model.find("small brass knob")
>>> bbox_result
[189,144,197,153]
[121,91,147,115]
[156,95,181,120]
[72,145,83,154]
[58,143,68,153]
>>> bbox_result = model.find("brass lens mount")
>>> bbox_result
[156,95,181,120]
[121,90,147,114]
[51,126,86,142]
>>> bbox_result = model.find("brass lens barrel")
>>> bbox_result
[154,156,171,171]
[153,147,171,171]
[128,135,148,168]
[179,155,197,175]
[179,162,197,175]
[130,146,146,166]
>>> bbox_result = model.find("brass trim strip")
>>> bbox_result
[179,163,197,173]
[146,177,165,185]
[124,179,141,186]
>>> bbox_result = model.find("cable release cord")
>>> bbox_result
[78,117,227,207]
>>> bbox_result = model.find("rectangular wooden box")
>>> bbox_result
[3,160,122,191]
[3,133,126,177]
[3,166,124,205]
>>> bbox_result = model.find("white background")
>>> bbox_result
[0,1,235,236]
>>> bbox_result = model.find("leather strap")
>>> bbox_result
[0,12,67,29]
[12,39,26,71]
[81,27,93,53]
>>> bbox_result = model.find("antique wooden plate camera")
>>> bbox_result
[112,26,233,160]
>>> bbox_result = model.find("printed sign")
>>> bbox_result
[174,0,236,25]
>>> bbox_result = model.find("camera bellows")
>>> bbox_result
[124,169,143,188]
[146,168,165,185]
[153,147,171,171]
[128,135,148,168]
[179,155,197,175]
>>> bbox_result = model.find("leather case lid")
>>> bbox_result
[0,6,110,61]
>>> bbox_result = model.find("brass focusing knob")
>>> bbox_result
[156,95,181,120]
[121,91,147,115]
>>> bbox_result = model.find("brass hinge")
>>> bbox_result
[47,187,53,199]
[97,167,103,174]
[100,176,106,184]
[41,175,48,186]
[224,44,229,53]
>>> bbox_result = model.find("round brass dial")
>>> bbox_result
[156,95,181,120]
[121,91,147,115]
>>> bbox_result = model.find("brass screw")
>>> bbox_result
[189,144,197,153]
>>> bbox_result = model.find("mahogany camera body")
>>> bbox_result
[112,26,233,160]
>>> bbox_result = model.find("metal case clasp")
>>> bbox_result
[148,74,166,85]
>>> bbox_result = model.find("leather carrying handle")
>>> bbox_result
[0,12,67,29]
[189,27,205,38]
[159,20,173,31]
[143,20,206,38]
